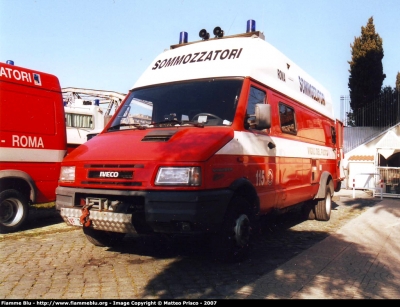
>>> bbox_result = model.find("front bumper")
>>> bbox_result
[56,186,233,234]
[61,208,137,233]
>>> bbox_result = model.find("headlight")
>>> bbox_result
[155,167,201,186]
[59,166,76,182]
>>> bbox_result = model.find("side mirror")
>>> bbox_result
[254,104,271,130]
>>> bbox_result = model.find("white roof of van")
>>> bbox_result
[132,34,334,120]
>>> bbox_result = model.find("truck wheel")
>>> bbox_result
[315,184,332,221]
[301,200,316,220]
[210,196,253,263]
[83,227,125,247]
[334,180,342,192]
[0,189,29,233]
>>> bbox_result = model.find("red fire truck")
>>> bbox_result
[0,61,67,233]
[56,20,344,262]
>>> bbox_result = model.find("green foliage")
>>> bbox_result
[396,72,400,90]
[350,89,398,128]
[348,17,386,125]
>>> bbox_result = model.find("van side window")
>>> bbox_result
[331,126,336,144]
[245,86,266,129]
[279,102,297,134]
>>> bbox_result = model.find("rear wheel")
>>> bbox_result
[83,227,125,247]
[315,184,332,221]
[301,200,316,220]
[210,196,254,263]
[334,180,342,192]
[0,189,29,233]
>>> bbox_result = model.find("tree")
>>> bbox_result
[396,72,400,90]
[348,16,386,126]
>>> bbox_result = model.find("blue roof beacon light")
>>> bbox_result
[179,31,188,44]
[6,60,14,65]
[94,99,100,106]
[246,19,256,33]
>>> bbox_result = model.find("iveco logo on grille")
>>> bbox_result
[88,170,133,179]
[100,172,118,177]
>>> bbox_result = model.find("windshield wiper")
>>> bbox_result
[152,119,182,127]
[184,122,205,128]
[107,123,147,131]
[152,120,205,128]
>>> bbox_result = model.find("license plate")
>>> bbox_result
[67,217,82,227]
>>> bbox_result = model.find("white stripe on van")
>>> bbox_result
[215,131,336,159]
[0,147,66,162]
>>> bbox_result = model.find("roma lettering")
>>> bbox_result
[12,135,44,148]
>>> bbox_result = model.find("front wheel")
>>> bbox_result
[210,196,254,263]
[0,189,29,233]
[83,227,125,247]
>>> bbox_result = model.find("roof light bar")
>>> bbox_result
[177,19,258,45]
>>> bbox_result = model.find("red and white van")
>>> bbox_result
[56,20,344,262]
[0,61,67,233]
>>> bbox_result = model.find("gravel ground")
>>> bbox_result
[0,189,383,299]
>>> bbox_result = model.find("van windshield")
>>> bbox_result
[108,78,243,130]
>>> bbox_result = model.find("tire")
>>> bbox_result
[0,189,29,233]
[83,227,125,247]
[334,180,342,192]
[315,184,332,221]
[301,200,316,220]
[210,196,254,263]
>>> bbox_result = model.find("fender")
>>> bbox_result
[315,171,333,199]
[0,170,37,203]
[229,177,260,215]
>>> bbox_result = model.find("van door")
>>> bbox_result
[245,83,276,212]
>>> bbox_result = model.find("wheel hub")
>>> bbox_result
[0,198,23,226]
[233,214,250,246]
[0,200,15,223]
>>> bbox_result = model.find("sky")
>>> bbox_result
[1,0,399,120]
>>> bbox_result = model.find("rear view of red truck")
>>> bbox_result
[0,60,67,233]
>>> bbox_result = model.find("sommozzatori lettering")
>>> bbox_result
[100,171,119,178]
[298,76,325,105]
[0,66,42,86]
[152,48,243,70]
[12,135,44,148]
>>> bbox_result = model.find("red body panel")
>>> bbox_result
[65,127,234,163]
[0,62,67,203]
